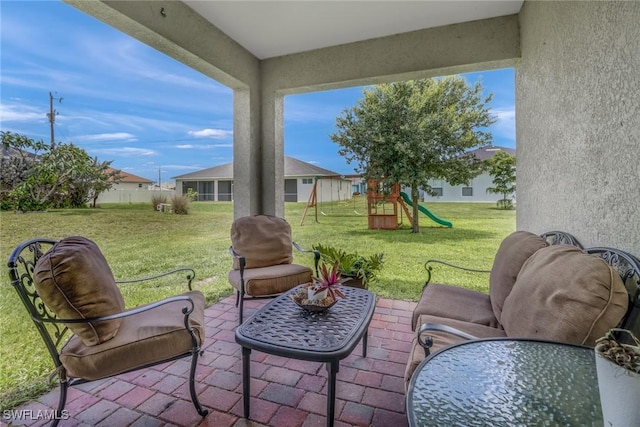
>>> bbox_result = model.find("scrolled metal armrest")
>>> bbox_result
[423,259,491,289]
[293,242,320,275]
[417,322,478,357]
[36,294,197,325]
[116,267,196,290]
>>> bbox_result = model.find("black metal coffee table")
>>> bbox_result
[235,285,375,427]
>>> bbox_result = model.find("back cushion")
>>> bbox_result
[489,231,548,321]
[34,236,125,346]
[231,215,293,269]
[501,245,628,346]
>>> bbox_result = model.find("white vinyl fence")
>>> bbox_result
[95,188,175,204]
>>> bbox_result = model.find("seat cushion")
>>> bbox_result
[34,236,125,346]
[231,215,293,269]
[60,291,205,380]
[489,231,548,323]
[228,264,312,296]
[411,284,498,331]
[405,314,506,390]
[501,245,628,346]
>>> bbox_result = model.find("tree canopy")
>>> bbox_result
[1,131,120,211]
[330,76,496,232]
[485,150,516,209]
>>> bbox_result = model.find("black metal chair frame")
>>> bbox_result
[418,245,640,355]
[229,242,320,325]
[421,230,582,288]
[7,238,209,426]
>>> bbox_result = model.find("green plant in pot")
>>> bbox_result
[312,243,384,289]
[594,328,640,426]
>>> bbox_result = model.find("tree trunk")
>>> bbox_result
[411,185,420,233]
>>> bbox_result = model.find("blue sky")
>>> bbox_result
[1,1,515,183]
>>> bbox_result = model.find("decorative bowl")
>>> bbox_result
[289,287,337,312]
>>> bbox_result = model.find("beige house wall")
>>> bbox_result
[516,1,640,252]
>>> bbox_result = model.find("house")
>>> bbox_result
[95,169,160,204]
[67,1,639,253]
[173,157,351,202]
[422,145,516,203]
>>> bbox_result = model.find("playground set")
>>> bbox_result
[301,178,452,229]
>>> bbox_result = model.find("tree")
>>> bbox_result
[485,150,516,209]
[1,131,119,210]
[331,77,496,232]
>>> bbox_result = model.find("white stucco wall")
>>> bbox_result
[516,1,640,252]
[421,173,510,203]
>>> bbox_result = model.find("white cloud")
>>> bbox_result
[92,147,158,157]
[0,104,46,122]
[491,107,516,142]
[188,129,233,139]
[176,143,233,149]
[75,133,137,142]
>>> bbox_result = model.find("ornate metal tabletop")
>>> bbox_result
[407,338,603,427]
[236,285,375,360]
[235,285,375,427]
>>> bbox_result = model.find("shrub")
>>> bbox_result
[170,194,191,215]
[496,198,514,210]
[185,188,198,201]
[151,194,167,211]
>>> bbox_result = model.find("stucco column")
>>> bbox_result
[260,89,285,218]
[233,88,262,217]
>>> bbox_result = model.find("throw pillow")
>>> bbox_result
[34,236,125,346]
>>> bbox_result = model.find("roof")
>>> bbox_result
[469,145,516,161]
[107,168,153,184]
[173,157,341,180]
[2,147,38,159]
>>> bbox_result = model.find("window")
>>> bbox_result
[462,187,473,197]
[302,178,313,184]
[433,187,443,197]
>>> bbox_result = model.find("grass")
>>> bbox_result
[0,198,515,409]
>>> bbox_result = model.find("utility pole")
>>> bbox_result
[47,92,63,147]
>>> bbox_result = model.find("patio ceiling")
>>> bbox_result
[183,1,524,59]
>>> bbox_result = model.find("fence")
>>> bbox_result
[95,188,175,204]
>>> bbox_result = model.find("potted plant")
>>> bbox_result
[307,261,347,302]
[594,328,640,426]
[290,260,347,311]
[312,243,384,289]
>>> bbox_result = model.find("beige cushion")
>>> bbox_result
[34,236,125,346]
[501,245,628,346]
[60,291,205,380]
[228,264,312,297]
[405,314,507,390]
[231,215,293,269]
[489,231,548,322]
[411,284,498,331]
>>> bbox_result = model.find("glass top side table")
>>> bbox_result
[406,338,602,426]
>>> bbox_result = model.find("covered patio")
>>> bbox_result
[10,0,637,424]
[11,296,416,426]
[64,0,640,253]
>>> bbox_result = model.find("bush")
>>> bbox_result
[496,198,514,210]
[170,194,191,215]
[151,194,167,211]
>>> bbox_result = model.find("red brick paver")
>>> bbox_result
[6,295,416,427]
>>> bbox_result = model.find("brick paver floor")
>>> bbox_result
[5,294,416,427]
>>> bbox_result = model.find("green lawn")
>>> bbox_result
[0,199,515,409]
